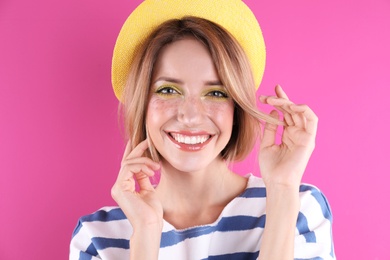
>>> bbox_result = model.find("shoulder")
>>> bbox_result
[296,184,335,259]
[239,174,266,197]
[78,206,126,224]
[72,206,127,236]
[298,183,333,222]
[70,207,132,259]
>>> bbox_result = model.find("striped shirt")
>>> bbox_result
[70,175,335,259]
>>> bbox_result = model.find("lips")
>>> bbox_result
[167,131,213,151]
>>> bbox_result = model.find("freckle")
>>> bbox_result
[148,98,178,112]
[207,103,232,113]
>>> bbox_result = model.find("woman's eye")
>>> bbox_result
[206,90,228,98]
[156,86,180,95]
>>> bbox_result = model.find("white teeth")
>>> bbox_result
[170,133,210,145]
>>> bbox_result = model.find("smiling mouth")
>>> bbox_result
[169,133,211,145]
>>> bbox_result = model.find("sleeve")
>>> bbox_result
[294,185,335,260]
[69,219,101,260]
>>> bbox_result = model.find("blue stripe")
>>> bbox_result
[295,257,323,260]
[310,190,332,222]
[91,237,130,250]
[299,185,332,222]
[79,251,93,260]
[299,184,315,193]
[78,243,98,259]
[72,220,83,237]
[81,208,126,223]
[218,215,266,231]
[203,251,259,260]
[161,215,265,248]
[296,212,316,243]
[239,187,267,198]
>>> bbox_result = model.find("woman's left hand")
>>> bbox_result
[258,85,318,189]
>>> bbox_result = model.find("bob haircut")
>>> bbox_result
[121,16,277,162]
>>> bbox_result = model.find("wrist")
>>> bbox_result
[132,221,163,236]
[266,182,300,195]
[262,172,303,191]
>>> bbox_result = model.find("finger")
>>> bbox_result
[260,110,280,149]
[276,86,305,126]
[121,140,132,161]
[120,163,157,180]
[283,111,294,126]
[125,139,150,160]
[290,104,318,135]
[275,84,290,100]
[291,111,306,129]
[119,178,136,192]
[119,159,160,186]
[259,95,268,103]
[118,160,155,185]
[260,96,308,128]
[134,171,155,191]
[116,164,156,193]
[260,96,295,126]
[271,103,294,126]
[260,95,293,107]
[259,85,290,103]
[276,90,307,129]
[122,157,160,171]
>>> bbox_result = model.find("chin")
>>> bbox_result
[162,155,221,174]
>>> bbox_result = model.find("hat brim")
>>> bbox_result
[112,0,266,100]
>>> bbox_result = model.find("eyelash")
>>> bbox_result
[155,86,181,96]
[206,90,229,99]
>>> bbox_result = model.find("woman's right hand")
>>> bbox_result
[111,139,163,231]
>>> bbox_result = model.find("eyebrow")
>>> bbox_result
[153,77,183,85]
[153,77,223,86]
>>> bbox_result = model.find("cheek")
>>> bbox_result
[205,101,234,125]
[146,97,179,124]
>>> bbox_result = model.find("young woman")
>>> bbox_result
[70,1,334,259]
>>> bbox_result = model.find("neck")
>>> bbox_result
[155,158,247,229]
[157,158,229,206]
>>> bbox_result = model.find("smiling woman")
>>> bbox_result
[147,37,235,172]
[69,1,335,259]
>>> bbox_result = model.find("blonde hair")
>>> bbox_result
[121,16,277,162]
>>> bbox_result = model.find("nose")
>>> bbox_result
[177,96,205,126]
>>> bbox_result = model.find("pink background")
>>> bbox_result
[1,0,389,259]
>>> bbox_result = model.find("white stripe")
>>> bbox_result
[99,247,129,260]
[82,219,132,239]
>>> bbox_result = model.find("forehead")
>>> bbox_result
[152,37,219,82]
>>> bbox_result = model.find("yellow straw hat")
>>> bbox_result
[112,0,266,101]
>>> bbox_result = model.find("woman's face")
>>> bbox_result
[146,37,234,173]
